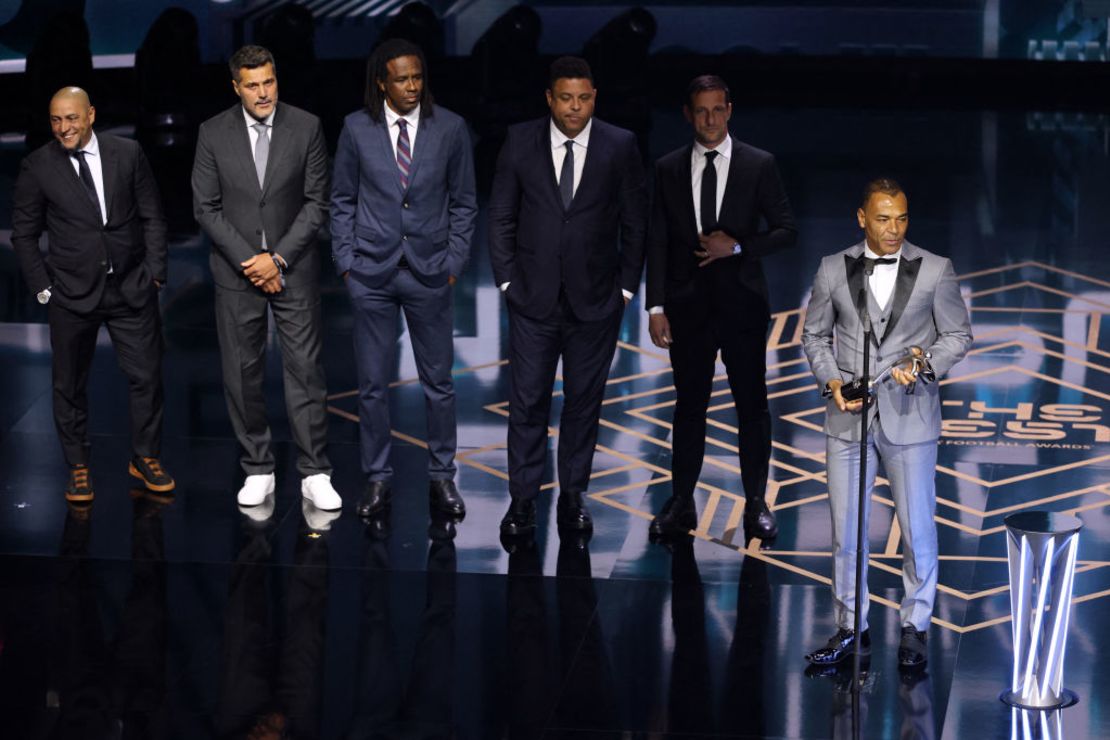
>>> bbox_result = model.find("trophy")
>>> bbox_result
[830,345,937,402]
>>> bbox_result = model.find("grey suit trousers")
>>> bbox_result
[825,414,938,632]
[214,284,331,477]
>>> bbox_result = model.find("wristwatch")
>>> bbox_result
[36,287,51,305]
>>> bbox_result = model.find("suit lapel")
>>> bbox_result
[844,250,866,315]
[569,125,601,213]
[229,107,262,196]
[260,104,285,197]
[718,136,742,221]
[539,120,563,211]
[98,135,117,222]
[843,247,881,348]
[676,144,697,236]
[882,254,923,341]
[404,113,430,192]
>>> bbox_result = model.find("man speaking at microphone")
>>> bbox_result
[801,178,971,670]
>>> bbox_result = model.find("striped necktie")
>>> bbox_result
[396,118,411,189]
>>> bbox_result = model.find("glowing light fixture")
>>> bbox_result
[1001,511,1082,710]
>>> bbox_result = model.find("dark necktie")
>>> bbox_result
[71,150,103,224]
[397,118,412,189]
[700,150,718,234]
[559,140,574,209]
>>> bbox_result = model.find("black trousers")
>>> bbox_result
[667,299,771,502]
[48,278,163,466]
[507,297,622,502]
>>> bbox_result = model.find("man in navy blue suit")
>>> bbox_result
[488,56,649,537]
[331,39,477,521]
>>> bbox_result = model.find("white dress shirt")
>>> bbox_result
[69,132,107,226]
[384,103,421,157]
[864,244,902,310]
[691,135,731,234]
[243,105,276,151]
[500,118,632,302]
[550,117,590,198]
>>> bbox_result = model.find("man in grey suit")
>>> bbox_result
[192,45,340,511]
[331,39,477,520]
[801,178,972,670]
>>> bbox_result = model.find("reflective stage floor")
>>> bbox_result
[2,106,1110,738]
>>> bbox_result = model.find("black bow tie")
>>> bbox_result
[867,257,898,266]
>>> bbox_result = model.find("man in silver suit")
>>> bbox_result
[801,178,972,670]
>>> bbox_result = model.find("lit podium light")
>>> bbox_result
[1010,705,1064,740]
[1001,511,1083,711]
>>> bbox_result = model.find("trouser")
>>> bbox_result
[48,277,163,466]
[825,416,939,632]
[506,297,622,501]
[667,302,771,501]
[348,269,457,481]
[214,284,331,477]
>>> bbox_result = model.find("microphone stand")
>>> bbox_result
[851,261,875,723]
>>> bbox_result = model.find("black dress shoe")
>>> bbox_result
[743,497,778,540]
[649,495,696,539]
[898,625,928,668]
[805,628,871,665]
[805,656,871,681]
[429,479,466,518]
[556,491,592,531]
[500,498,536,536]
[357,480,392,518]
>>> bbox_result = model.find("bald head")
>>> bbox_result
[49,86,95,151]
[51,86,91,108]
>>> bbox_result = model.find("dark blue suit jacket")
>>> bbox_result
[330,105,477,289]
[488,117,648,321]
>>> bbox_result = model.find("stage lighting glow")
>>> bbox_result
[1002,511,1082,711]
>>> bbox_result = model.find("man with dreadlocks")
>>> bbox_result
[331,38,478,522]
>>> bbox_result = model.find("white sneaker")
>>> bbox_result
[302,499,341,532]
[301,473,342,511]
[237,473,275,506]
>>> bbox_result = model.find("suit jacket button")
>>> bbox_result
[402,235,407,241]
[260,200,266,207]
[403,201,409,209]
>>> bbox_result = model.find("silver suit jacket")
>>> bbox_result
[802,240,973,444]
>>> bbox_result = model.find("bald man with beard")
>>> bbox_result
[11,87,173,502]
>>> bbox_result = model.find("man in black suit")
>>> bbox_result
[11,86,173,502]
[192,45,340,513]
[645,75,796,541]
[489,56,648,536]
